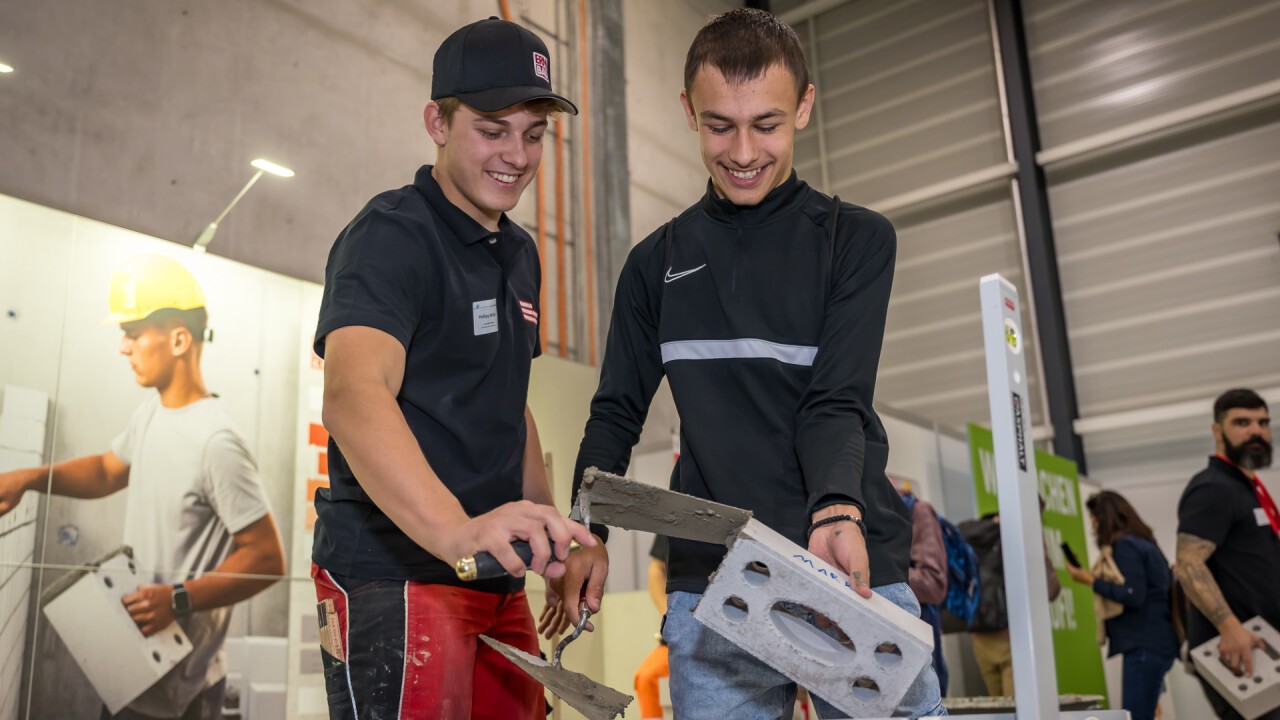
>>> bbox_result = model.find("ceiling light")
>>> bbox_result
[250,158,294,178]
[192,158,295,252]
[0,63,14,74]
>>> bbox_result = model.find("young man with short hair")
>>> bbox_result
[1176,388,1278,720]
[558,9,945,717]
[310,17,596,719]
[0,254,286,720]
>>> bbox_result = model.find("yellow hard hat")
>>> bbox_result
[105,254,206,325]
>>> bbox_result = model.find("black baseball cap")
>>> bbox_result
[432,17,578,115]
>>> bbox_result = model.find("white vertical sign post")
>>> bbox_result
[979,273,1059,719]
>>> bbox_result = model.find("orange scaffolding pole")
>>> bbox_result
[577,0,597,365]
[555,120,568,358]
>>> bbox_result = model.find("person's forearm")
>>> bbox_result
[647,560,667,614]
[185,537,285,612]
[522,408,555,507]
[41,455,125,498]
[1176,533,1236,629]
[323,384,469,560]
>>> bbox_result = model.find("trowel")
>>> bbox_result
[575,466,753,545]
[455,468,753,581]
[481,605,632,720]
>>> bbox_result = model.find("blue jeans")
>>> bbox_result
[1121,650,1174,720]
[664,582,947,719]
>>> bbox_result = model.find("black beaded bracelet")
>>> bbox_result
[806,514,866,540]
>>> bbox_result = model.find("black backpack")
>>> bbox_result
[960,515,1009,632]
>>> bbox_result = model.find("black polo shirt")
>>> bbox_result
[312,165,542,593]
[1177,455,1280,646]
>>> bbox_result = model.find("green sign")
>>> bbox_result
[967,424,1108,704]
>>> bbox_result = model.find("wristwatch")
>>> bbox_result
[171,583,192,618]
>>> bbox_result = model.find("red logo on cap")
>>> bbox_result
[533,52,549,82]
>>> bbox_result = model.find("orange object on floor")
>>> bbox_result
[634,643,669,719]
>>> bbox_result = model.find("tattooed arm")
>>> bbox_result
[1176,532,1263,676]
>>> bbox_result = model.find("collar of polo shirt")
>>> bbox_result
[413,165,513,245]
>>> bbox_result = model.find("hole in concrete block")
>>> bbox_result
[152,651,162,663]
[175,635,184,646]
[722,596,749,623]
[103,576,114,589]
[851,676,880,703]
[1238,683,1249,693]
[743,561,770,587]
[768,602,855,665]
[874,642,903,667]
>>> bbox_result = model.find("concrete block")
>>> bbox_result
[247,681,287,720]
[0,416,44,455]
[693,519,933,718]
[1192,616,1280,720]
[0,448,42,474]
[0,386,48,423]
[244,636,288,684]
[42,553,192,714]
[223,637,247,675]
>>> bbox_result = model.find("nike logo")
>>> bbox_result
[664,264,706,283]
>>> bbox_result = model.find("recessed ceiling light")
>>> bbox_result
[0,63,14,74]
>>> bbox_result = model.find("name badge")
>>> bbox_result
[473,299,498,336]
[1257,508,1272,527]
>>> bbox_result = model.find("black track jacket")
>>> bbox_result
[574,172,912,594]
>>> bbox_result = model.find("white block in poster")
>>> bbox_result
[0,415,44,455]
[0,448,41,474]
[245,636,288,684]
[0,386,48,423]
[42,553,192,714]
[1192,617,1280,720]
[248,682,287,719]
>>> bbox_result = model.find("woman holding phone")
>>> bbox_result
[1068,491,1180,720]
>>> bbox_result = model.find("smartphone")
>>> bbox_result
[1061,542,1082,569]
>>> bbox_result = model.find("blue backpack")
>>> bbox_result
[902,494,981,624]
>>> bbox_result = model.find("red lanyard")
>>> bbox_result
[1217,454,1280,537]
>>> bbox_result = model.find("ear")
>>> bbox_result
[171,326,193,357]
[424,102,449,148]
[1211,421,1223,444]
[794,83,816,131]
[679,89,698,133]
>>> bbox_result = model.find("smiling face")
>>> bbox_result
[680,64,814,207]
[425,100,549,229]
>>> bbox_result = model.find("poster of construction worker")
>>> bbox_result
[0,196,306,719]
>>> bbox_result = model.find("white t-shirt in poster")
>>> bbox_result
[111,395,272,717]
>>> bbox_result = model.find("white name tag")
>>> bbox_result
[1258,508,1272,527]
[473,299,498,336]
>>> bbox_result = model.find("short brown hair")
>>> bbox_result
[435,96,564,125]
[127,308,209,344]
[684,8,810,102]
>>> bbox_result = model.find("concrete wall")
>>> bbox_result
[0,0,571,284]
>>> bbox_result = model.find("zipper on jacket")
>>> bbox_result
[731,227,742,293]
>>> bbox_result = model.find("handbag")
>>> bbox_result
[1094,544,1126,644]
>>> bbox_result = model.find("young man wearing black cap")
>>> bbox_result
[558,9,945,718]
[310,17,595,719]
